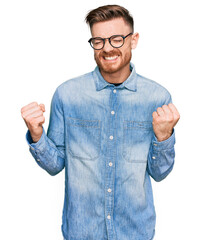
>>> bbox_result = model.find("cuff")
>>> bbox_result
[152,129,175,151]
[26,128,47,154]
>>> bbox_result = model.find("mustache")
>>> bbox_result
[100,50,121,57]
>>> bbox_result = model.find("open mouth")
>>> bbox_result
[103,55,119,61]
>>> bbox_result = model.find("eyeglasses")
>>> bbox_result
[88,32,133,50]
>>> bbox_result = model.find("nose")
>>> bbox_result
[102,39,114,52]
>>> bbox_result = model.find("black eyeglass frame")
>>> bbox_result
[88,32,133,50]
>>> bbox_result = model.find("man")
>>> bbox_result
[21,5,180,240]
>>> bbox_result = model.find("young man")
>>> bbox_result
[21,5,180,240]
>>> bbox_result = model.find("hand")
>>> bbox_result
[21,102,45,142]
[152,103,180,142]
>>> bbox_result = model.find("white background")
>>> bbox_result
[0,0,201,239]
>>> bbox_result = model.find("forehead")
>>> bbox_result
[91,18,131,38]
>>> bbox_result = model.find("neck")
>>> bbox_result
[100,63,131,84]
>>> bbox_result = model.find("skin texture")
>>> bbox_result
[21,17,180,143]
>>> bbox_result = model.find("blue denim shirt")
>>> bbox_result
[26,62,175,240]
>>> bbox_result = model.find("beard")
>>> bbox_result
[94,48,132,74]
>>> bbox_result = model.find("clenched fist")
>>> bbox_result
[152,103,180,142]
[21,102,45,143]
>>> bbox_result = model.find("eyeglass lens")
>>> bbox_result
[91,36,124,50]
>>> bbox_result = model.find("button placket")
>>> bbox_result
[105,88,118,233]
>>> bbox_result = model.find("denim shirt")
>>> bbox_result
[26,62,175,240]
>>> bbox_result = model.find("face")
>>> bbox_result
[91,18,138,76]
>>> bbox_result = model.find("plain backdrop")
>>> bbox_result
[0,0,201,239]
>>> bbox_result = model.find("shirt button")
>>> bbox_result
[153,143,157,146]
[108,188,112,193]
[113,89,117,93]
[109,162,113,167]
[37,159,40,162]
[111,110,115,115]
[109,135,114,140]
[107,215,111,220]
[152,156,156,159]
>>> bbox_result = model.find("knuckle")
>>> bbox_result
[154,117,160,124]
[167,113,174,122]
[23,116,28,123]
[35,106,41,112]
[168,116,174,122]
[152,114,158,121]
[32,101,38,106]
[177,113,180,119]
[154,119,158,124]
[160,117,165,123]
[21,107,24,113]
[25,114,31,121]
[156,108,161,114]
[29,118,36,125]
[152,111,156,117]
[39,110,44,115]
[21,112,25,119]
[21,106,27,114]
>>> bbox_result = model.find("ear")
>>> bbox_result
[131,33,139,50]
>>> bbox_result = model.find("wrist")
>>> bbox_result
[30,132,43,143]
[155,130,173,142]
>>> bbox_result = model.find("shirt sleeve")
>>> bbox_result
[147,130,175,181]
[147,91,175,182]
[25,88,65,176]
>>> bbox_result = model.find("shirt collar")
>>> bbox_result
[93,62,137,92]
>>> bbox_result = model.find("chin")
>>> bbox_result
[97,60,121,74]
[100,64,119,74]
[99,61,130,75]
[102,67,120,74]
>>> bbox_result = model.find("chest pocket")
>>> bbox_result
[67,118,101,160]
[122,121,153,162]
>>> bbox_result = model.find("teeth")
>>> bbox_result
[104,56,118,60]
